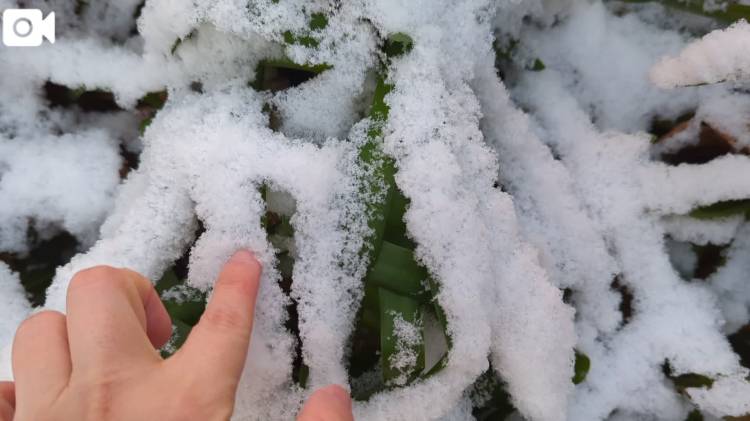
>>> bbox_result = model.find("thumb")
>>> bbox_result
[175,250,262,390]
[297,385,354,421]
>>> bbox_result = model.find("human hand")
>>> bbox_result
[0,250,354,421]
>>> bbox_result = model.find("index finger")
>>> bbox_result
[173,250,261,391]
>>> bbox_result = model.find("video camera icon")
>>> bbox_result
[2,9,55,47]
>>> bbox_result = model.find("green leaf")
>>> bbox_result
[573,351,591,384]
[12,231,79,307]
[672,373,714,392]
[366,241,428,298]
[530,58,546,71]
[170,30,196,55]
[137,91,168,109]
[139,117,153,134]
[384,33,414,58]
[161,318,192,358]
[352,68,451,387]
[162,292,206,326]
[383,190,414,249]
[664,361,715,393]
[157,269,207,326]
[359,77,397,261]
[368,77,393,129]
[685,409,704,421]
[471,369,516,421]
[295,364,310,388]
[276,215,294,237]
[309,13,328,30]
[689,199,750,220]
[283,30,296,45]
[276,251,295,280]
[379,288,425,385]
[260,58,332,74]
[282,30,320,48]
[297,35,319,48]
[251,58,332,91]
[494,39,519,63]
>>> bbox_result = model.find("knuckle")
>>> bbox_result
[78,377,115,421]
[67,266,146,300]
[15,310,64,338]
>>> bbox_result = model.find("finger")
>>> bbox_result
[0,382,13,407]
[0,400,11,421]
[0,382,14,421]
[297,385,354,421]
[175,250,261,390]
[66,266,171,373]
[143,286,173,349]
[11,312,71,403]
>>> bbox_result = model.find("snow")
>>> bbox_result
[651,19,750,88]
[641,155,750,215]
[692,93,750,150]
[661,214,744,246]
[0,263,30,350]
[688,373,750,417]
[387,313,422,387]
[518,1,701,132]
[474,55,622,342]
[359,3,576,419]
[0,131,122,253]
[514,67,750,420]
[708,224,750,333]
[0,0,749,420]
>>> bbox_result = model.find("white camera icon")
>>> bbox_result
[2,9,55,47]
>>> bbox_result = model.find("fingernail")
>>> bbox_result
[229,249,257,265]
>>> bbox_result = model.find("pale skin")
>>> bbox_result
[0,250,354,421]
